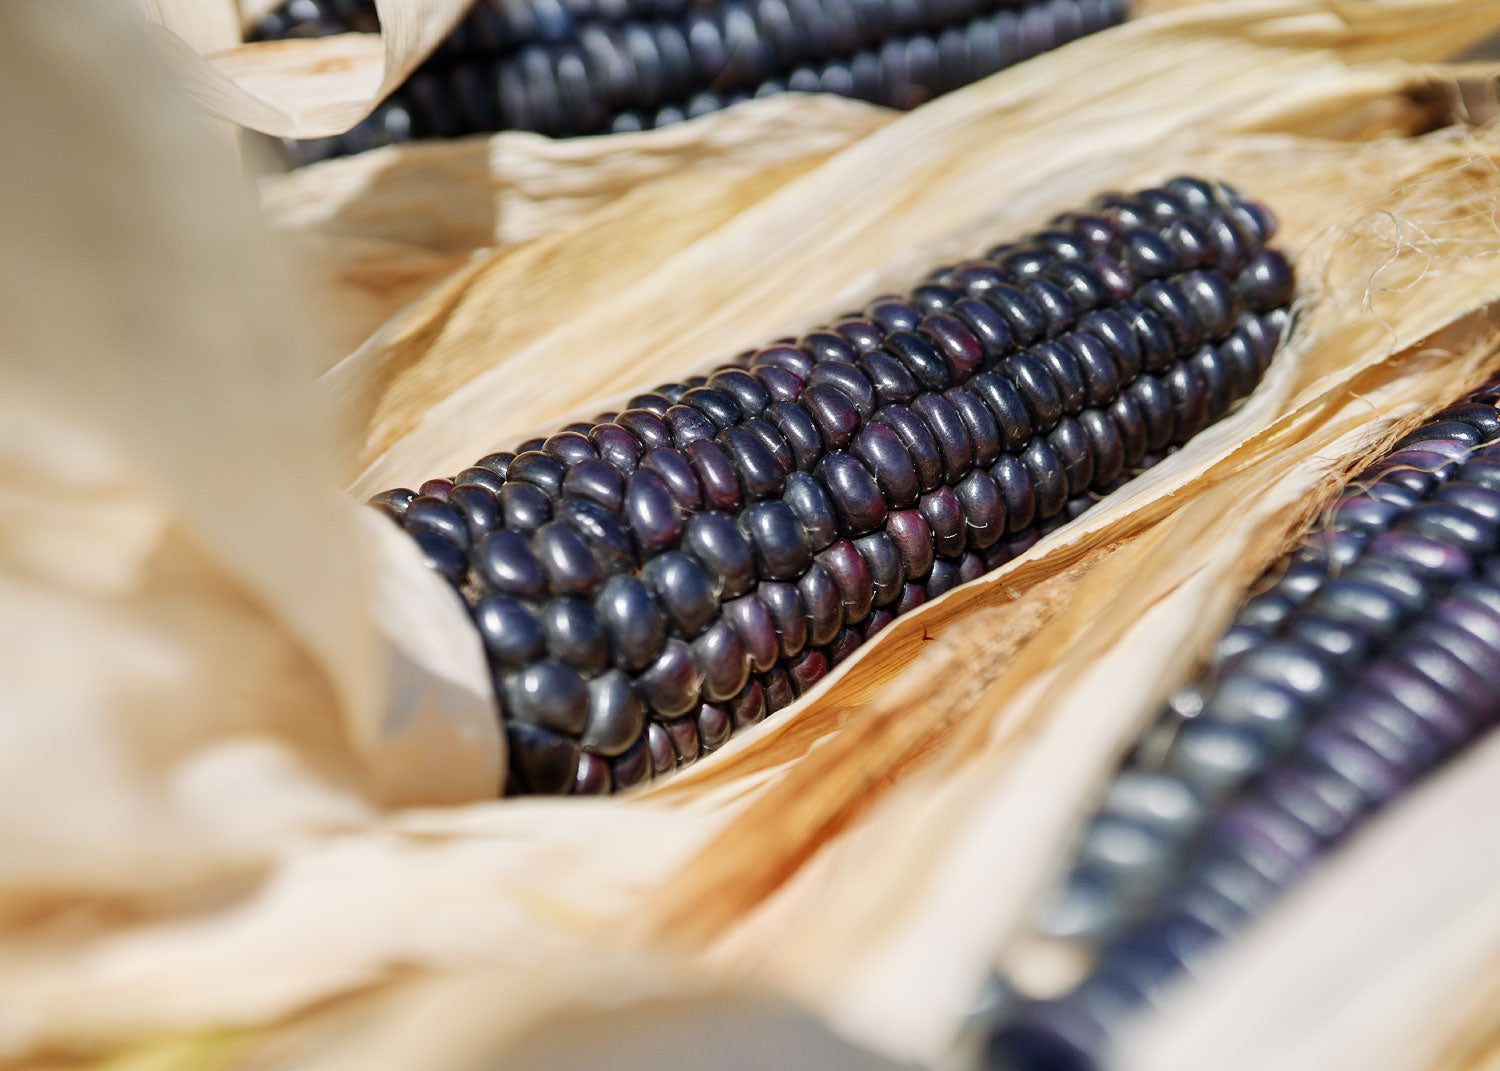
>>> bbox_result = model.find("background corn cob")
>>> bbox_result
[370,177,1295,796]
[249,0,1128,161]
[983,388,1500,1071]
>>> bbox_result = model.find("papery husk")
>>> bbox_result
[136,0,471,139]
[13,2,1500,1070]
[260,94,894,367]
[0,0,499,935]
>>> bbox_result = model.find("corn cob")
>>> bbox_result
[369,177,1295,797]
[982,388,1500,1071]
[250,0,1129,162]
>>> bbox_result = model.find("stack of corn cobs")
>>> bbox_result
[251,0,1129,161]
[370,177,1296,796]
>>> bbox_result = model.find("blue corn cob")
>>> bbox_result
[984,385,1500,1071]
[249,0,1130,162]
[368,178,1293,797]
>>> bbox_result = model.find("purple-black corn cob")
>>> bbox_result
[250,0,1129,163]
[983,388,1500,1071]
[368,177,1295,797]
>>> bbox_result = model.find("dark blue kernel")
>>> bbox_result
[872,404,945,492]
[542,431,597,466]
[950,296,1016,358]
[561,458,624,512]
[983,284,1048,345]
[723,593,780,673]
[919,485,967,558]
[799,330,860,365]
[1079,408,1125,488]
[496,481,550,536]
[912,392,975,483]
[534,521,605,596]
[1078,308,1142,381]
[1022,437,1070,520]
[369,488,416,516]
[642,550,720,636]
[609,737,651,792]
[1048,414,1096,497]
[955,468,1007,549]
[816,451,889,536]
[665,402,719,447]
[624,468,685,553]
[707,368,770,418]
[1022,277,1077,335]
[883,330,951,390]
[681,386,742,430]
[758,580,810,660]
[1137,279,1205,352]
[807,361,877,419]
[990,454,1037,532]
[925,556,963,598]
[447,484,503,539]
[454,466,505,495]
[1120,228,1177,279]
[645,721,677,778]
[909,282,962,312]
[638,447,702,512]
[1190,344,1234,422]
[1164,362,1209,442]
[589,424,644,474]
[405,495,470,549]
[1120,300,1175,372]
[508,723,581,796]
[854,530,905,606]
[692,617,750,702]
[766,399,826,470]
[615,408,673,450]
[802,384,862,448]
[781,470,840,551]
[1107,391,1148,468]
[944,385,1002,467]
[1030,340,1088,414]
[818,538,876,624]
[1000,352,1065,431]
[508,450,568,497]
[540,597,609,672]
[687,438,743,513]
[852,421,919,508]
[596,574,667,672]
[859,351,921,406]
[741,498,814,579]
[866,296,924,334]
[969,371,1034,452]
[411,528,467,585]
[1062,332,1122,409]
[683,511,756,597]
[1405,502,1497,556]
[919,312,985,381]
[504,659,589,736]
[833,317,886,353]
[581,670,646,758]
[637,638,703,718]
[798,562,844,647]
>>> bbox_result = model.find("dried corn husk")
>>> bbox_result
[134,0,471,139]
[10,1,1500,1070]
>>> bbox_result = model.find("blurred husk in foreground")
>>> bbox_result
[8,1,1500,1069]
